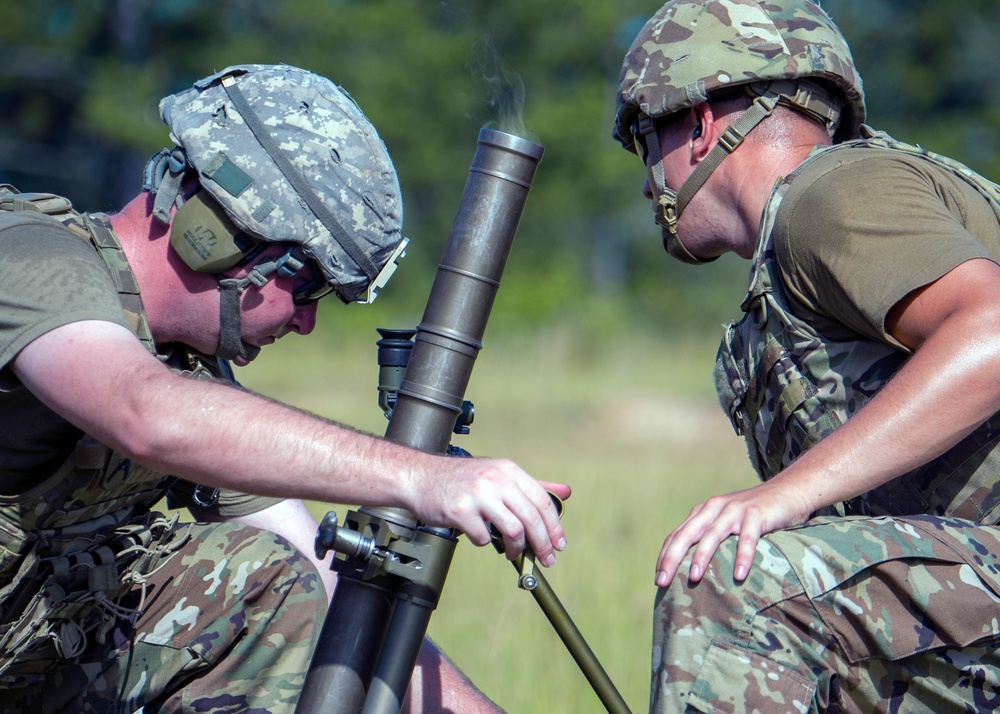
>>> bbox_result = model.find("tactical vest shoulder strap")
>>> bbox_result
[82,214,155,351]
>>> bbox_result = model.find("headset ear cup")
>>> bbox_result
[169,191,255,272]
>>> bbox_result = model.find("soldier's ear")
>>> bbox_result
[690,104,716,162]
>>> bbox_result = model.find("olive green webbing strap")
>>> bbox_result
[219,75,379,282]
[83,214,156,352]
[675,95,778,216]
[215,279,244,361]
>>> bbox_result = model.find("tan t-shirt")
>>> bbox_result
[773,146,1000,349]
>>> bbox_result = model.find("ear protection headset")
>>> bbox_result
[169,188,318,363]
[169,191,260,273]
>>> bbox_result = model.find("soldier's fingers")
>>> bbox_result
[655,537,683,587]
[655,523,703,586]
[484,507,526,559]
[516,487,566,567]
[676,500,708,531]
[527,483,566,549]
[686,503,750,582]
[540,480,572,502]
[464,518,494,548]
[654,498,733,586]
[733,527,760,581]
[687,530,729,583]
[733,520,761,582]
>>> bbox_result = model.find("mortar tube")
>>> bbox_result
[295,128,544,714]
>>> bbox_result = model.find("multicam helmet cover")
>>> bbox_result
[613,0,866,150]
[157,63,405,304]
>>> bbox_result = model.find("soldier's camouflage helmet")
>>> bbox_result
[613,0,866,150]
[152,63,405,305]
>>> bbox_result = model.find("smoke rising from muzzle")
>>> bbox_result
[468,35,537,142]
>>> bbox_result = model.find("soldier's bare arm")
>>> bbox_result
[12,319,569,565]
[655,257,1000,587]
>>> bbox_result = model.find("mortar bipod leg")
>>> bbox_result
[510,550,633,714]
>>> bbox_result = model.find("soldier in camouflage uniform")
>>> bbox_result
[614,2,1000,712]
[0,64,569,712]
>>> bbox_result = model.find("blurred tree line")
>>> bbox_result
[2,0,999,336]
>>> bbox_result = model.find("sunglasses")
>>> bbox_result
[291,236,410,306]
[292,261,334,305]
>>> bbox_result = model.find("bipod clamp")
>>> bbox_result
[307,508,458,714]
[316,510,457,599]
[490,512,633,714]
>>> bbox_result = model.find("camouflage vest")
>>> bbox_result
[715,127,1000,523]
[0,188,227,686]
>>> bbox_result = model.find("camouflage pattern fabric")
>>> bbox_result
[651,516,1000,713]
[617,5,1000,713]
[81,213,155,350]
[152,64,405,303]
[613,0,867,151]
[0,521,327,713]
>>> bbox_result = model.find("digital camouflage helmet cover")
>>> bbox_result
[149,63,406,305]
[144,64,407,361]
[613,0,865,263]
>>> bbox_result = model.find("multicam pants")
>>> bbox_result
[0,521,327,713]
[651,515,1000,714]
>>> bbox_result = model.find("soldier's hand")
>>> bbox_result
[654,478,813,588]
[407,456,570,567]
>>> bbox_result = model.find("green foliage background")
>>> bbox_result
[7,0,998,336]
[3,1,1000,711]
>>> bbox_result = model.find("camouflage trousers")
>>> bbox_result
[0,521,327,713]
[651,515,1000,714]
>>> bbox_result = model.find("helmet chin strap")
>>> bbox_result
[215,280,260,363]
[656,187,711,266]
[639,93,779,266]
[214,248,306,362]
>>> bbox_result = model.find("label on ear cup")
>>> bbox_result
[169,191,256,272]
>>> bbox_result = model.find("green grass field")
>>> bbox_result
[237,316,758,713]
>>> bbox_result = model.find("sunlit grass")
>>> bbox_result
[236,315,757,714]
